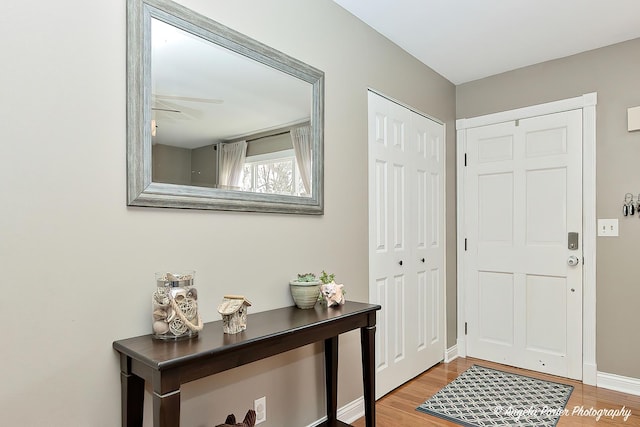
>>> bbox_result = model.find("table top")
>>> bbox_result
[113,301,380,372]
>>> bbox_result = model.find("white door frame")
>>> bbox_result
[455,93,597,385]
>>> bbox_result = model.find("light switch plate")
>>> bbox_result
[597,219,619,237]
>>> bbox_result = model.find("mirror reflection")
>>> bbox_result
[127,0,324,213]
[150,18,313,197]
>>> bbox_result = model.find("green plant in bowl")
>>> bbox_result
[290,273,322,309]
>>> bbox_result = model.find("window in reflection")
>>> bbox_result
[242,149,307,197]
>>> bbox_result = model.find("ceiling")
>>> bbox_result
[332,0,640,84]
[152,18,311,149]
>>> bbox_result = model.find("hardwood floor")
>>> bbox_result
[352,357,640,426]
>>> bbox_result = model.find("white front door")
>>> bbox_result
[463,109,583,379]
[368,91,445,398]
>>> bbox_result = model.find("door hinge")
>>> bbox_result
[465,322,468,335]
[464,238,467,251]
[464,153,467,167]
[515,119,520,127]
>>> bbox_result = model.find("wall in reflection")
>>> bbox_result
[152,128,309,197]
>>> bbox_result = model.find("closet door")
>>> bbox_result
[368,91,445,399]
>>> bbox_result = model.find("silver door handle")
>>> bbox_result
[567,255,580,266]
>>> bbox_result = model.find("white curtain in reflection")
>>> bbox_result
[291,126,312,194]
[219,140,247,189]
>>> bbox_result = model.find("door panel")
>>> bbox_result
[478,172,513,243]
[393,274,406,362]
[478,135,514,163]
[374,160,387,251]
[526,168,566,245]
[478,271,514,346]
[525,127,567,157]
[525,275,567,354]
[393,164,405,249]
[375,277,388,372]
[464,109,583,379]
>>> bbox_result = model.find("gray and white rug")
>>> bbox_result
[416,365,573,427]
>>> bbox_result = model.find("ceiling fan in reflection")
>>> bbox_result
[150,94,224,137]
[151,94,223,116]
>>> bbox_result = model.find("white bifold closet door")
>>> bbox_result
[367,91,445,399]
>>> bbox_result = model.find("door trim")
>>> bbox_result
[367,87,445,125]
[455,93,597,385]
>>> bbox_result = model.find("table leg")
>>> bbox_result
[324,336,339,427]
[120,356,144,427]
[361,325,376,427]
[153,389,181,427]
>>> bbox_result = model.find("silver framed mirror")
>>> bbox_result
[127,0,324,214]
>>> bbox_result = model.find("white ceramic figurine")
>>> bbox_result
[320,283,345,307]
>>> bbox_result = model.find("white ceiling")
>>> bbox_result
[152,19,311,149]
[332,0,640,84]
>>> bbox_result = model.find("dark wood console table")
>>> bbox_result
[113,301,380,427]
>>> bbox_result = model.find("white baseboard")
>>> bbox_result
[337,396,365,424]
[445,345,458,363]
[597,371,640,396]
[306,396,364,427]
[456,337,466,358]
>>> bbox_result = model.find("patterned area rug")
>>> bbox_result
[417,365,573,427]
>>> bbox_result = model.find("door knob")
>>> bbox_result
[421,258,425,263]
[567,255,579,266]
[399,260,403,266]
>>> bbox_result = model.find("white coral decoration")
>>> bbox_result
[320,282,345,306]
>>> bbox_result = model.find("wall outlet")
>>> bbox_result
[597,219,619,237]
[254,396,266,425]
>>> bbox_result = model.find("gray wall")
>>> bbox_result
[246,133,293,157]
[0,0,455,426]
[153,143,218,187]
[457,38,640,378]
[153,143,192,185]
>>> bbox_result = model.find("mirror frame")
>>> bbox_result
[127,0,324,214]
